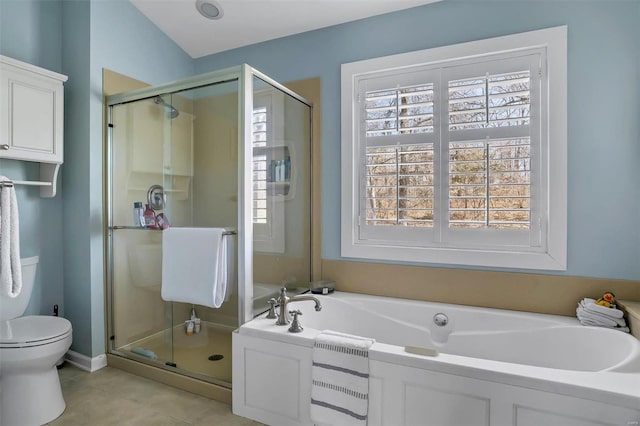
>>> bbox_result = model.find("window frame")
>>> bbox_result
[340,26,567,270]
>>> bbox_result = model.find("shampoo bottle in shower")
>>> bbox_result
[144,204,157,228]
[133,202,145,227]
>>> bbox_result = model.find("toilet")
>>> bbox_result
[0,256,72,426]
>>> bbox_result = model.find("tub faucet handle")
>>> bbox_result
[266,298,278,319]
[288,310,303,333]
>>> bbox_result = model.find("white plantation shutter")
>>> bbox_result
[443,54,540,247]
[357,52,542,248]
[448,139,531,230]
[365,84,435,137]
[445,56,537,235]
[363,82,436,231]
[365,144,435,227]
[448,72,531,131]
[252,106,268,224]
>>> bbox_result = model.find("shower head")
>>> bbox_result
[153,96,179,119]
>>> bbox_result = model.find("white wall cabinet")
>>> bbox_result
[0,55,67,197]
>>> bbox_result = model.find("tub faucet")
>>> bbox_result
[275,287,322,326]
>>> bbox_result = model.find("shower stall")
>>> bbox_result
[105,65,312,388]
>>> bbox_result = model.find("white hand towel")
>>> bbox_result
[311,330,375,426]
[577,319,629,333]
[581,298,624,318]
[161,227,231,309]
[223,232,235,302]
[577,306,627,327]
[0,177,22,298]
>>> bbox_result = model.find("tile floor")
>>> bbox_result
[47,364,263,426]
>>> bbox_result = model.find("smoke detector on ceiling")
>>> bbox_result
[195,0,223,20]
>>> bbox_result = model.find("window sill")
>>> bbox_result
[341,240,566,271]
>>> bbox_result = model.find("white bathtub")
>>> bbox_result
[233,292,640,426]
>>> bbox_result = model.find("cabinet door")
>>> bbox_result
[370,361,640,426]
[0,67,64,163]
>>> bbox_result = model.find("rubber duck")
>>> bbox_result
[595,291,616,308]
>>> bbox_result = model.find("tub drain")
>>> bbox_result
[208,354,224,361]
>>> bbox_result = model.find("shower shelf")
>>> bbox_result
[127,174,191,201]
[109,226,237,236]
[128,186,189,201]
[110,226,162,231]
[127,186,187,193]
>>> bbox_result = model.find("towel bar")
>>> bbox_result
[0,180,52,188]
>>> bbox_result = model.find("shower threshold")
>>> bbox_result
[115,321,234,387]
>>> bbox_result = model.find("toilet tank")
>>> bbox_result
[0,256,38,321]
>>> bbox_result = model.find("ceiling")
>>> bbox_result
[130,0,441,59]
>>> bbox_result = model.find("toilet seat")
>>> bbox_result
[0,316,72,348]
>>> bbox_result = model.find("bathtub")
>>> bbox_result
[233,292,640,426]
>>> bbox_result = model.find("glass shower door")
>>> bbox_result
[108,95,177,368]
[251,76,312,315]
[167,81,239,385]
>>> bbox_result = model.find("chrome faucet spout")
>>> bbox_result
[274,287,322,326]
[290,294,322,312]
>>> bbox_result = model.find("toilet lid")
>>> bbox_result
[0,316,72,347]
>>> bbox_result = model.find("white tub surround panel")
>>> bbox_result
[233,292,640,426]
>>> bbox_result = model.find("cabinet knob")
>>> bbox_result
[1,144,9,150]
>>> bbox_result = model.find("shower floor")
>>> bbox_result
[118,322,234,384]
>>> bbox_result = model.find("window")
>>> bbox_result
[252,106,268,225]
[341,27,567,270]
[253,91,285,253]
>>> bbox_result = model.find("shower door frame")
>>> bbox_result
[104,64,313,385]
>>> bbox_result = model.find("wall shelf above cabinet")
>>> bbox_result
[0,55,67,197]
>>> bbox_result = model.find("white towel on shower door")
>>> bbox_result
[311,330,375,426]
[0,176,22,298]
[161,227,231,309]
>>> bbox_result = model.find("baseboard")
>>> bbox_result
[64,350,107,372]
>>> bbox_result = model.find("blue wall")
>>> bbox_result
[195,0,640,281]
[0,0,65,317]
